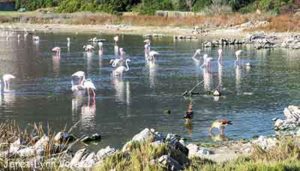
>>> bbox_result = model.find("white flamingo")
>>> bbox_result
[71,71,96,100]
[71,71,85,92]
[2,74,15,91]
[113,59,131,76]
[98,42,103,56]
[218,49,223,63]
[67,37,70,48]
[144,39,151,56]
[83,79,96,100]
[201,54,213,69]
[32,35,39,42]
[119,48,126,59]
[148,51,159,61]
[83,44,94,52]
[235,50,243,65]
[113,35,119,45]
[110,58,122,68]
[52,46,61,57]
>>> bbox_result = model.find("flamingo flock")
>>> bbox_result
[0,25,254,137]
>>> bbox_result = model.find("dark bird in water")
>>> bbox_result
[209,119,232,135]
[184,103,193,119]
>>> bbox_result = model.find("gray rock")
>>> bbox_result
[252,136,277,150]
[132,128,154,142]
[96,146,116,161]
[158,155,183,171]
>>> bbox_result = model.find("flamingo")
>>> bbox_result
[201,54,213,69]
[119,48,126,59]
[71,71,85,92]
[235,50,243,65]
[192,49,202,64]
[114,36,119,57]
[98,42,103,56]
[113,35,119,45]
[83,44,94,52]
[32,35,39,42]
[67,37,70,48]
[83,79,96,100]
[209,119,232,135]
[113,59,131,76]
[218,49,223,63]
[71,71,96,100]
[148,51,159,61]
[110,58,122,68]
[144,39,151,54]
[52,47,61,57]
[2,74,15,91]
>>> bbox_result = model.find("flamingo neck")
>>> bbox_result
[125,60,130,71]
[192,52,200,62]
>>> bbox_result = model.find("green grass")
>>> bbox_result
[94,136,300,171]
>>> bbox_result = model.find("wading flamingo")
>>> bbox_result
[83,79,96,100]
[235,50,243,65]
[83,44,94,52]
[114,36,119,57]
[67,37,70,48]
[2,74,16,91]
[218,49,223,63]
[98,42,103,56]
[201,54,213,69]
[113,59,131,76]
[52,47,61,57]
[148,51,159,61]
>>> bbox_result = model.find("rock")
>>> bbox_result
[158,155,183,171]
[186,144,213,158]
[274,119,284,129]
[77,152,96,168]
[252,136,277,150]
[69,148,86,167]
[132,128,154,142]
[96,146,116,161]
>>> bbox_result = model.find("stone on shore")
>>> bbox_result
[158,155,184,171]
[96,146,116,161]
[274,105,300,134]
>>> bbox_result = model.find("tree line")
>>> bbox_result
[14,0,298,14]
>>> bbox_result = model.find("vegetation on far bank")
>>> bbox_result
[0,11,299,32]
[12,0,300,15]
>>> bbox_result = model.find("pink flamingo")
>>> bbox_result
[52,47,61,57]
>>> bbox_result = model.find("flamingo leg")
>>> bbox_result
[87,88,90,105]
[92,89,96,103]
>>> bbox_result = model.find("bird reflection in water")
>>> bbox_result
[235,65,242,95]
[52,55,60,76]
[210,134,229,142]
[71,96,96,131]
[203,67,213,92]
[148,60,157,88]
[184,100,193,135]
[112,77,131,105]
[2,74,16,105]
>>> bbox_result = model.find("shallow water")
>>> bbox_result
[0,31,299,149]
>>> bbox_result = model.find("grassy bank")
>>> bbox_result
[93,136,300,171]
[0,11,299,32]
